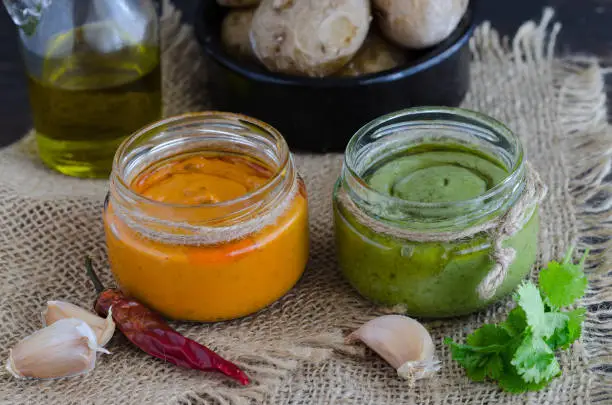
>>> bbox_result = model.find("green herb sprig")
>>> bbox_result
[444,247,589,393]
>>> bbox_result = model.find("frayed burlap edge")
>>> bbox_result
[472,8,612,403]
[557,57,612,405]
[169,333,363,405]
[2,3,609,404]
[307,8,612,404]
[133,4,612,403]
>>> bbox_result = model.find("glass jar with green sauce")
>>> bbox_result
[333,107,545,318]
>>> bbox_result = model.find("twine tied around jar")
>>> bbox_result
[476,164,546,300]
[110,179,300,246]
[337,162,548,301]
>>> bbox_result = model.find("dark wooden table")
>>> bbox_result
[1,0,611,147]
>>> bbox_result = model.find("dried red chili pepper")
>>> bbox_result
[85,258,250,386]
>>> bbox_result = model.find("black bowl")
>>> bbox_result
[194,1,475,152]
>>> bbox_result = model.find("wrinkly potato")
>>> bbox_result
[250,0,371,77]
[373,0,468,49]
[337,33,407,77]
[221,8,256,60]
[217,0,261,7]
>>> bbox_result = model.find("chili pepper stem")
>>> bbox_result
[85,257,105,293]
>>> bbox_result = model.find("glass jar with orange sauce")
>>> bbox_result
[103,112,309,322]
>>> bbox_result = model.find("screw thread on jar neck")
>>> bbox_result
[107,112,297,243]
[341,107,526,232]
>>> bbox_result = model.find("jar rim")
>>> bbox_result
[111,111,291,210]
[344,107,525,211]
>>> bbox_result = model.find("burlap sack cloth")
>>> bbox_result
[0,3,610,404]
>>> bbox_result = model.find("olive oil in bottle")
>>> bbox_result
[24,24,161,178]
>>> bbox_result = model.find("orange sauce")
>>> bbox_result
[103,153,309,321]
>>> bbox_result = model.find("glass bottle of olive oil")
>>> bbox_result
[10,0,162,178]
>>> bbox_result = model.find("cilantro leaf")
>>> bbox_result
[546,308,586,350]
[515,282,568,338]
[497,364,551,393]
[503,307,528,337]
[497,368,530,393]
[446,250,589,394]
[445,325,514,382]
[445,338,482,379]
[539,248,588,309]
[467,324,513,349]
[482,354,505,380]
[566,308,586,342]
[445,340,489,381]
[444,337,507,382]
[511,332,561,383]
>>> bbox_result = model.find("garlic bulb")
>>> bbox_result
[42,301,115,346]
[6,318,109,380]
[346,315,440,383]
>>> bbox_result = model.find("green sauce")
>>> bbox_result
[334,144,538,317]
[365,146,508,203]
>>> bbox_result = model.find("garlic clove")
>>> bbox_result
[346,315,440,383]
[6,318,109,380]
[42,301,115,346]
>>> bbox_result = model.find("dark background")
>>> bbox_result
[1,0,611,147]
